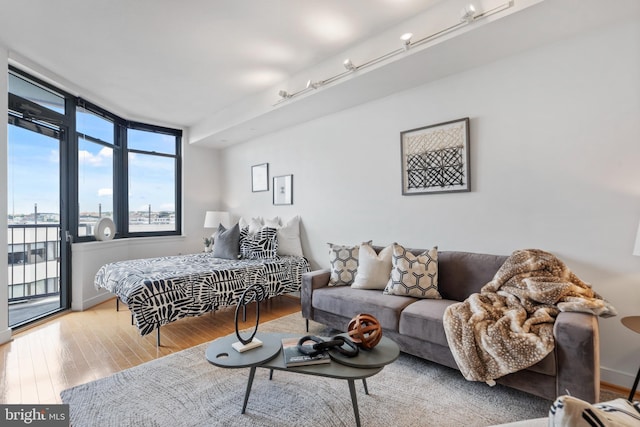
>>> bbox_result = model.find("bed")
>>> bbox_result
[94,251,309,343]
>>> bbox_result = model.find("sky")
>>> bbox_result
[7,121,176,216]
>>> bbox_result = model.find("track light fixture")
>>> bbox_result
[306,79,322,89]
[273,1,514,105]
[343,58,357,71]
[461,4,476,23]
[400,32,413,50]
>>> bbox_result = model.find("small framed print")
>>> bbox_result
[401,117,470,195]
[273,174,293,205]
[251,163,269,192]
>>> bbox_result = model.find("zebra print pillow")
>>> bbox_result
[240,227,279,259]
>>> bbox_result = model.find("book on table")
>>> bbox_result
[281,337,331,367]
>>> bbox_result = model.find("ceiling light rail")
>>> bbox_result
[275,1,514,105]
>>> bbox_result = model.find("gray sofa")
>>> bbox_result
[301,248,600,403]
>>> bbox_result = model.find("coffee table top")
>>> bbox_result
[205,332,399,380]
[205,333,282,368]
[329,332,400,368]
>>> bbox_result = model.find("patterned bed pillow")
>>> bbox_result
[328,242,362,286]
[240,227,278,259]
[212,223,240,259]
[383,243,441,299]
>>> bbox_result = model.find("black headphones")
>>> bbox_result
[297,335,359,358]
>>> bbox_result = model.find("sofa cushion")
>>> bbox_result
[437,251,508,301]
[384,244,441,299]
[328,242,362,286]
[351,243,393,290]
[312,286,416,331]
[399,298,457,347]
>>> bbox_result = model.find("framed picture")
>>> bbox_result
[251,163,269,192]
[400,117,470,195]
[273,174,293,205]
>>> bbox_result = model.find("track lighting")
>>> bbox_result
[461,4,476,23]
[400,33,413,50]
[274,1,513,105]
[343,58,357,71]
[306,79,322,89]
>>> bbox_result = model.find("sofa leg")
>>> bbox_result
[305,318,309,332]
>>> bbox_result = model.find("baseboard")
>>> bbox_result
[72,292,114,311]
[0,327,11,345]
[601,366,636,395]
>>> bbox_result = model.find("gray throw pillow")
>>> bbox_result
[212,223,240,259]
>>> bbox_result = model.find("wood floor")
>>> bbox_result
[0,296,301,404]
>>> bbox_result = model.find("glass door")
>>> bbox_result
[7,103,69,328]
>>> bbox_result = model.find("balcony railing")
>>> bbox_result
[8,223,61,302]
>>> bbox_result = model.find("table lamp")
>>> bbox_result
[204,211,230,230]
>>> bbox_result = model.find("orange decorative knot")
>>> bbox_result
[347,313,382,349]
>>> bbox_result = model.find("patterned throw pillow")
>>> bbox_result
[240,227,278,259]
[549,395,640,426]
[384,243,441,299]
[328,243,361,286]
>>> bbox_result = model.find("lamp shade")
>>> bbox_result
[204,211,230,229]
[634,221,640,256]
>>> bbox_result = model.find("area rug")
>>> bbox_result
[61,312,554,427]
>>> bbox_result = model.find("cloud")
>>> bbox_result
[79,147,112,166]
[98,188,112,197]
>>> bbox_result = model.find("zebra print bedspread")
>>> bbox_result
[94,252,309,336]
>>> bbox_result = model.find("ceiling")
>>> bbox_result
[1,0,639,148]
[0,1,443,126]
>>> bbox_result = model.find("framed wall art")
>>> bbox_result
[400,117,470,195]
[273,174,293,205]
[251,163,269,192]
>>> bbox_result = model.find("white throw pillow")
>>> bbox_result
[276,216,304,257]
[239,216,263,234]
[264,216,281,228]
[239,216,282,234]
[351,244,394,290]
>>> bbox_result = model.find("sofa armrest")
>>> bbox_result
[301,269,331,320]
[554,311,600,403]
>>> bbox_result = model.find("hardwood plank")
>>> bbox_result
[0,295,301,404]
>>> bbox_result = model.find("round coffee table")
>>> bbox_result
[205,332,399,427]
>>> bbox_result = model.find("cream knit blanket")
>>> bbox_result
[443,249,617,383]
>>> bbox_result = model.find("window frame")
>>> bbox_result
[74,100,182,241]
[123,121,182,238]
[9,66,183,243]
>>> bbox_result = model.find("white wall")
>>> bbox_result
[0,46,10,344]
[72,135,223,310]
[220,18,640,387]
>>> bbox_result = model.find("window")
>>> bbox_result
[9,67,182,242]
[76,105,115,238]
[126,126,180,234]
[73,102,182,240]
